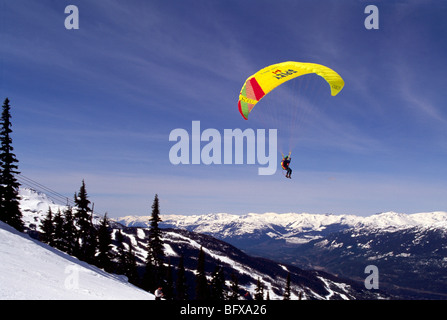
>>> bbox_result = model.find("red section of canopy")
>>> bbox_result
[248,77,265,101]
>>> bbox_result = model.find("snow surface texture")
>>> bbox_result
[0,221,153,300]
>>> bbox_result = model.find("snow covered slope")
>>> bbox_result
[0,221,154,300]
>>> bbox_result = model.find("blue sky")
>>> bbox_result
[1,0,447,217]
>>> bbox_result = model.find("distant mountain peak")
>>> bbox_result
[115,210,447,246]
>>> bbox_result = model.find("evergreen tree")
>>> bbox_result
[141,256,156,292]
[164,260,174,300]
[126,240,139,285]
[114,229,138,283]
[147,194,164,267]
[0,98,23,231]
[62,206,77,255]
[195,246,208,300]
[228,272,239,301]
[115,230,128,275]
[175,254,188,300]
[254,277,264,300]
[97,213,113,272]
[144,194,165,290]
[53,209,65,250]
[283,272,291,300]
[112,229,139,286]
[40,207,54,245]
[210,266,226,300]
[73,180,97,263]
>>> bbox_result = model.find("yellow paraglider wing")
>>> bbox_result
[238,61,344,120]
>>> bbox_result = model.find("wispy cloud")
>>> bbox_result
[396,65,447,126]
[4,1,447,217]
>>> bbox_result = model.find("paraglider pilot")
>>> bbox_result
[281,152,292,179]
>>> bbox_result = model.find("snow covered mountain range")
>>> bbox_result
[116,210,447,245]
[116,209,447,299]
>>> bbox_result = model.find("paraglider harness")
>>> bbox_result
[281,152,292,179]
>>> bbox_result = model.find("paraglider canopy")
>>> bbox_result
[237,61,344,120]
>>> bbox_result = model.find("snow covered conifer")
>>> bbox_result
[97,213,113,272]
[0,98,23,231]
[147,194,164,267]
[53,209,65,250]
[73,180,97,263]
[62,206,77,255]
[40,207,54,245]
[125,240,139,285]
[143,194,165,291]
